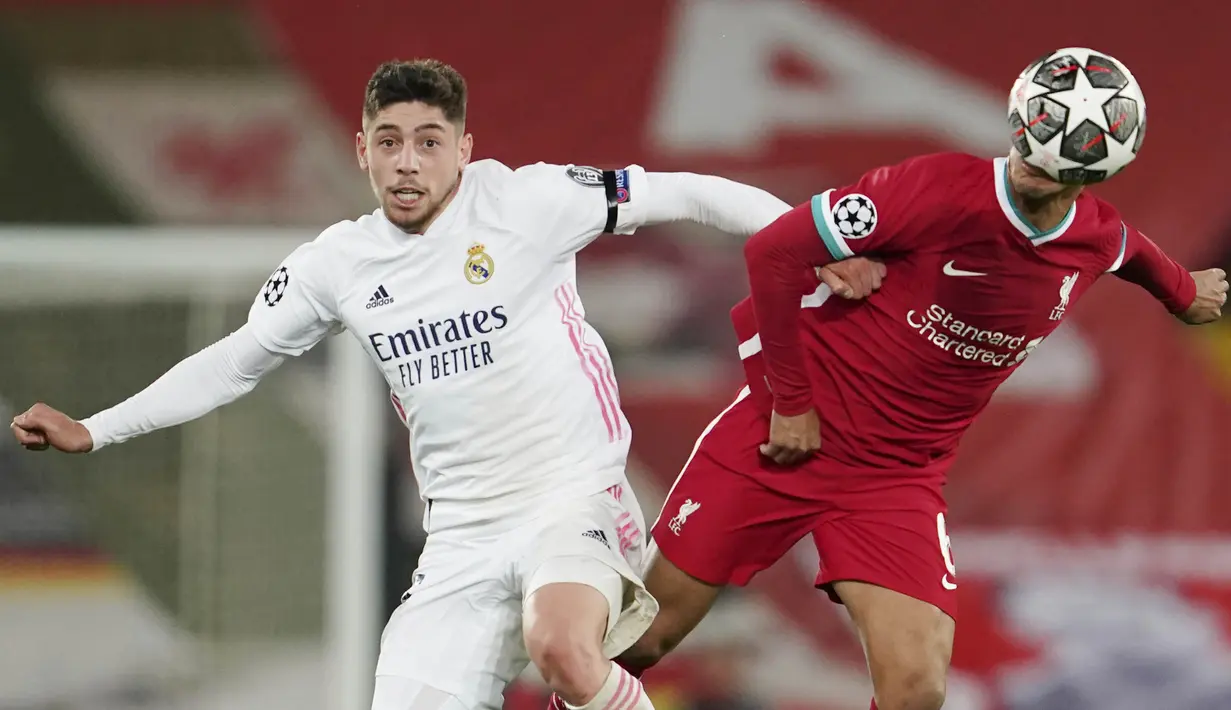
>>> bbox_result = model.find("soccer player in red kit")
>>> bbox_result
[542,49,1230,710]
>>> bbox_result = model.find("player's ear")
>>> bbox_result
[458,131,473,170]
[355,131,369,171]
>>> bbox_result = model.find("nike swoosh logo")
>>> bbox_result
[943,260,987,277]
[942,574,958,591]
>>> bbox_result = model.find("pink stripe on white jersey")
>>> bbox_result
[556,285,618,442]
[565,282,623,411]
[389,390,407,422]
[604,485,642,560]
[557,283,624,440]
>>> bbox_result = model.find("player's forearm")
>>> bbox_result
[1116,232,1196,313]
[81,325,285,450]
[643,172,790,236]
[743,205,831,415]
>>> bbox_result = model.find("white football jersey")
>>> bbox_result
[246,160,650,531]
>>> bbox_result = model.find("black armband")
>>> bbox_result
[602,170,620,234]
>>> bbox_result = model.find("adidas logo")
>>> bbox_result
[582,529,610,548]
[366,285,394,310]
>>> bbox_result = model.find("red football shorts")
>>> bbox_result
[650,386,959,619]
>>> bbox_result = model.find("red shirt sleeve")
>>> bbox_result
[1110,222,1196,314]
[743,205,834,415]
[742,153,946,416]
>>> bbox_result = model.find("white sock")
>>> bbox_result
[561,662,653,710]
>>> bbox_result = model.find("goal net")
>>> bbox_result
[0,227,386,710]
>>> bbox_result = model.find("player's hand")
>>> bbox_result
[9,403,93,453]
[1178,268,1228,325]
[760,409,821,465]
[816,258,885,300]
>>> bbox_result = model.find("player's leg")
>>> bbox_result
[534,549,722,710]
[520,484,659,709]
[524,562,653,708]
[619,385,825,675]
[620,388,820,674]
[614,540,722,674]
[832,581,953,710]
[813,493,958,710]
[535,386,820,710]
[371,535,528,710]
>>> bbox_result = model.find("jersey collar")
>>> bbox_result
[993,156,1077,246]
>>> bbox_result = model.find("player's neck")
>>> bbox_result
[1011,187,1082,233]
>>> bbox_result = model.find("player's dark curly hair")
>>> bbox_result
[363,59,467,127]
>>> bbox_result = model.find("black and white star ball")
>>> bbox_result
[1007,47,1145,184]
[831,194,878,239]
[263,266,290,307]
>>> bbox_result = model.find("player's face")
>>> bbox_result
[357,101,473,234]
[1006,151,1073,200]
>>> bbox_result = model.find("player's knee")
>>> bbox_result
[876,666,946,710]
[524,580,613,702]
[524,621,606,701]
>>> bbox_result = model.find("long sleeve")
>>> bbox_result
[80,324,286,451]
[743,204,836,416]
[641,172,791,236]
[507,163,792,258]
[739,154,942,416]
[1111,224,1196,314]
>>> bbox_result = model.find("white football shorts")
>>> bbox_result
[371,481,658,710]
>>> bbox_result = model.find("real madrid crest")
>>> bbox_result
[464,242,494,285]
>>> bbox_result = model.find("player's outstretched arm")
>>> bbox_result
[516,161,887,303]
[642,172,792,236]
[11,229,344,454]
[1111,224,1227,324]
[10,325,285,454]
[644,172,885,299]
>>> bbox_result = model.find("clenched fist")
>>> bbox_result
[759,408,822,466]
[1178,268,1228,325]
[9,402,93,453]
[816,257,886,300]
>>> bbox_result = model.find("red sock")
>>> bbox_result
[870,701,877,710]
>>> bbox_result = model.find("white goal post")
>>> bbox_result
[0,226,386,710]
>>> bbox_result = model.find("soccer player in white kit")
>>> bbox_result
[10,59,883,710]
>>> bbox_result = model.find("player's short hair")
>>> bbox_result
[363,59,467,128]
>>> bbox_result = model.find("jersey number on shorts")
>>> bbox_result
[936,513,958,591]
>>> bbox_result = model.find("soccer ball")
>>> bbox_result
[1008,48,1145,185]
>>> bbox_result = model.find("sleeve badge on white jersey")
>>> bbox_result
[831,193,878,239]
[262,266,290,306]
[613,168,631,204]
[565,165,605,187]
[464,242,495,285]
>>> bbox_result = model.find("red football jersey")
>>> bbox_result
[734,152,1194,480]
